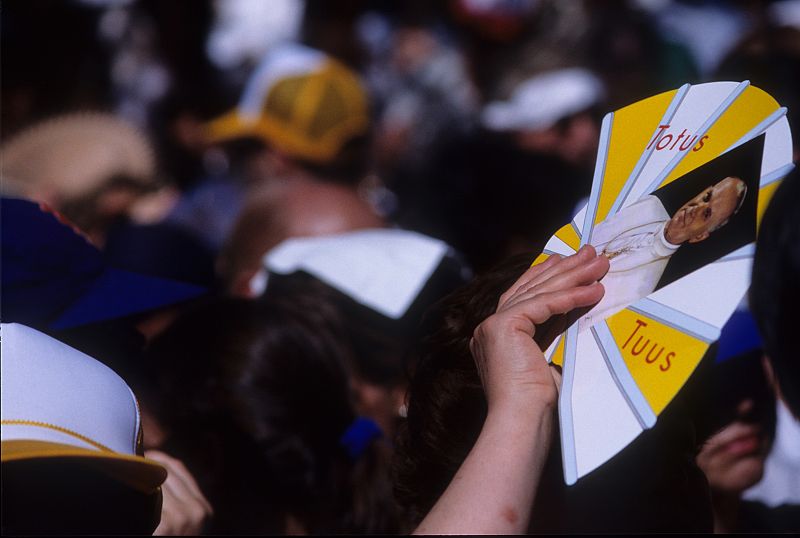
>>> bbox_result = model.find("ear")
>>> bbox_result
[762,355,776,388]
[688,231,710,243]
[230,268,260,298]
[762,354,787,405]
[515,129,561,152]
[391,385,408,411]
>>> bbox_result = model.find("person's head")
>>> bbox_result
[751,170,800,417]
[0,113,158,245]
[664,176,747,245]
[218,180,385,295]
[1,323,166,535]
[482,68,605,168]
[395,253,714,532]
[695,351,776,495]
[206,43,372,187]
[262,238,471,439]
[143,293,404,534]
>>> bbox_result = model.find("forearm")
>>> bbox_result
[414,399,556,535]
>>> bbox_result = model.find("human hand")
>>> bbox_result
[469,246,608,413]
[147,450,213,536]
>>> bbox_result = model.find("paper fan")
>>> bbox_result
[533,81,795,485]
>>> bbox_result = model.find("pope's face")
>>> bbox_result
[664,176,745,245]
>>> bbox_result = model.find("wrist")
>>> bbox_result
[487,393,557,425]
[483,398,556,462]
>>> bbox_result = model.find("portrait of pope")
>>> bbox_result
[579,175,747,331]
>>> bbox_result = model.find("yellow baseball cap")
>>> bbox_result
[207,43,370,164]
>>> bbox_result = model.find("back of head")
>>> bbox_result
[206,43,371,186]
[751,170,800,416]
[264,244,470,437]
[144,293,403,533]
[0,113,157,242]
[218,180,385,293]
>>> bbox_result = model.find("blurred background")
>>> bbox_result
[3,0,799,274]
[3,1,800,534]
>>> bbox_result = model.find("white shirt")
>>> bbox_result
[579,195,680,331]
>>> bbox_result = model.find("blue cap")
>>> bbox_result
[1,198,206,330]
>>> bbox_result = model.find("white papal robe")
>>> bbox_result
[579,195,680,331]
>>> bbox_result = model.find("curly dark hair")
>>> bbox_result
[393,253,715,533]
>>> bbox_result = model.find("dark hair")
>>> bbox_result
[261,252,470,442]
[296,133,372,187]
[224,133,371,187]
[265,251,472,390]
[394,253,714,533]
[750,170,800,416]
[393,253,532,520]
[694,349,776,447]
[144,292,405,534]
[266,272,410,389]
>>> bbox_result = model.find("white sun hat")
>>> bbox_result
[1,323,166,495]
[482,67,605,132]
[259,228,453,319]
[0,112,156,203]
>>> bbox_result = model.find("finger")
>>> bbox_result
[505,282,605,332]
[158,474,208,535]
[147,452,199,501]
[497,253,562,309]
[147,451,195,488]
[159,474,187,519]
[164,458,202,497]
[502,253,608,311]
[146,449,181,467]
[148,451,213,514]
[522,252,609,299]
[522,244,600,291]
[154,508,178,536]
[156,471,210,535]
[160,472,177,499]
[549,364,563,396]
[501,245,597,309]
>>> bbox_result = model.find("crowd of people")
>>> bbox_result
[2,0,800,534]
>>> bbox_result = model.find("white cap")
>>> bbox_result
[482,68,605,132]
[1,323,166,494]
[261,229,451,319]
